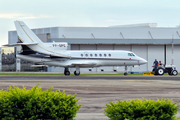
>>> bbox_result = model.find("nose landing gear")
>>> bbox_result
[74,71,80,76]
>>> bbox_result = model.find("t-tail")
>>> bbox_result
[13,21,70,57]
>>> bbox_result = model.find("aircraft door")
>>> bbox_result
[84,52,89,58]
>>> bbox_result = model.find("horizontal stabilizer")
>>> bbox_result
[3,43,38,47]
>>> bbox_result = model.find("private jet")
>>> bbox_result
[6,21,147,76]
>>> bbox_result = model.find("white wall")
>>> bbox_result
[114,45,131,51]
[80,45,96,50]
[166,45,180,71]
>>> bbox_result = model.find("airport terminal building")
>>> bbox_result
[5,23,180,73]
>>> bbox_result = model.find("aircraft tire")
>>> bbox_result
[74,71,80,76]
[64,71,70,76]
[171,70,178,76]
[124,72,128,76]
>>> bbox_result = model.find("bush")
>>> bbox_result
[104,98,179,120]
[0,83,81,120]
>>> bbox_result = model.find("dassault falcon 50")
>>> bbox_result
[7,21,147,76]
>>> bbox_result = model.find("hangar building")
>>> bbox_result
[7,23,180,73]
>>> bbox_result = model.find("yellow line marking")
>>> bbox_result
[123,80,162,83]
[172,83,180,84]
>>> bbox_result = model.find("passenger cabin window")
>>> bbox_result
[95,54,97,57]
[109,54,111,57]
[85,54,88,57]
[104,54,106,57]
[99,54,102,57]
[90,54,93,57]
[81,54,83,57]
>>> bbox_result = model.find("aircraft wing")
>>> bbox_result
[71,62,96,67]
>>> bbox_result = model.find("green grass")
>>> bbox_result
[0,72,143,76]
[0,72,176,76]
[0,72,64,76]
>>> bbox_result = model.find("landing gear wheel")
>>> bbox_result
[171,70,178,76]
[124,72,128,76]
[74,71,80,76]
[157,68,164,75]
[64,71,70,76]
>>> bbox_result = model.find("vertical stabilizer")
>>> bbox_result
[14,21,42,44]
[14,21,70,57]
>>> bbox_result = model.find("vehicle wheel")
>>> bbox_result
[168,71,172,75]
[171,70,178,76]
[64,71,70,76]
[157,68,164,75]
[124,72,128,76]
[74,71,80,76]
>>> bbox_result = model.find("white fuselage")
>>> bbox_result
[17,50,147,68]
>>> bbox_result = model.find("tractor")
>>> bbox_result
[152,65,178,76]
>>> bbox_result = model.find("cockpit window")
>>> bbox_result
[131,53,135,56]
[128,53,135,56]
[128,53,132,56]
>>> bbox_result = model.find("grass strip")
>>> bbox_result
[0,72,175,76]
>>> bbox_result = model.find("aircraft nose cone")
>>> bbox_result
[140,58,148,64]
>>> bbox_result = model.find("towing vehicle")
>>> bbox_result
[152,65,178,76]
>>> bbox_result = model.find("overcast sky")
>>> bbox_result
[0,0,180,46]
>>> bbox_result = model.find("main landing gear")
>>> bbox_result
[64,66,81,76]
[64,68,70,76]
[73,66,80,76]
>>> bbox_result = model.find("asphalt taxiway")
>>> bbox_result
[0,75,180,120]
[0,75,180,80]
